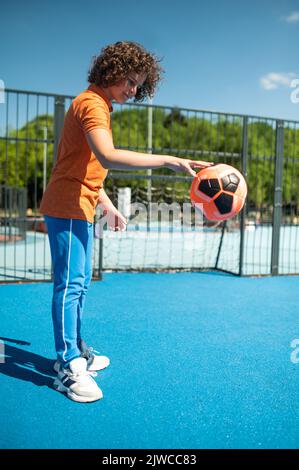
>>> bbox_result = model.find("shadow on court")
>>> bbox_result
[0,337,55,389]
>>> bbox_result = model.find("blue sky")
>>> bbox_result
[1,0,298,120]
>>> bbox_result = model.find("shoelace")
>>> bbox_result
[65,368,97,379]
[87,346,100,355]
[81,346,100,360]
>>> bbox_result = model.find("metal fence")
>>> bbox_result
[0,88,299,281]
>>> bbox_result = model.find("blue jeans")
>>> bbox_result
[45,216,93,366]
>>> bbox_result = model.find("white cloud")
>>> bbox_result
[260,72,297,91]
[283,11,299,23]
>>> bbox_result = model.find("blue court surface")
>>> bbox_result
[0,272,298,449]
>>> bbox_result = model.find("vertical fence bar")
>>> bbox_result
[271,120,284,275]
[215,221,227,269]
[53,96,65,164]
[3,91,9,278]
[24,93,29,279]
[147,99,153,203]
[239,116,248,276]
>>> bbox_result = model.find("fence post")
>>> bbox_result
[147,101,153,231]
[215,221,227,270]
[271,120,284,275]
[147,100,153,203]
[239,116,248,276]
[53,96,65,164]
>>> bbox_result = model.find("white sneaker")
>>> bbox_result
[53,340,110,373]
[53,357,103,403]
[80,339,110,372]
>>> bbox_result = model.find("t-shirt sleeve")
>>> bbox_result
[76,96,110,134]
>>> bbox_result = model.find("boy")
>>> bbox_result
[40,41,212,403]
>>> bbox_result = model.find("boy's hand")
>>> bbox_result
[165,157,213,177]
[100,204,127,232]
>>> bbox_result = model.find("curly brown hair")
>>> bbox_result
[88,41,164,102]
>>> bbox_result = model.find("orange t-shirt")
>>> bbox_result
[40,84,113,223]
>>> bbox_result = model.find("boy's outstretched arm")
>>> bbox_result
[86,128,212,177]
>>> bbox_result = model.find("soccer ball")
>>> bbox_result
[190,164,247,221]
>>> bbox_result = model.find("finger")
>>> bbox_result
[116,224,127,232]
[115,212,127,225]
[185,164,197,177]
[119,216,127,225]
[189,160,213,168]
